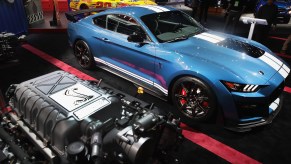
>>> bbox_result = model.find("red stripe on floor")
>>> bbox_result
[22,43,264,164]
[269,36,287,41]
[284,87,291,93]
[21,44,96,81]
[276,53,291,59]
[181,124,261,164]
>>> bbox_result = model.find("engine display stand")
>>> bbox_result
[240,17,268,40]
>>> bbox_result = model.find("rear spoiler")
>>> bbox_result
[65,8,109,22]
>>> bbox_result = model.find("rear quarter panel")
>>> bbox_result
[67,17,103,59]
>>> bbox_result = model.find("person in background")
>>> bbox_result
[222,0,230,9]
[254,0,278,45]
[281,35,291,55]
[191,0,199,18]
[223,0,246,33]
[198,0,211,24]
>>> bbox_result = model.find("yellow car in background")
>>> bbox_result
[69,0,156,11]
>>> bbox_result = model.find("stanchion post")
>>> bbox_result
[49,0,60,26]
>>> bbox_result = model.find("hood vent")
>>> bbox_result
[217,38,265,58]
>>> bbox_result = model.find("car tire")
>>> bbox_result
[74,40,95,70]
[171,76,217,124]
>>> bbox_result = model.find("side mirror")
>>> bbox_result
[127,34,144,43]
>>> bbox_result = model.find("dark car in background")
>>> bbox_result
[255,0,291,24]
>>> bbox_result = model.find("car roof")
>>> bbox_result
[100,5,176,18]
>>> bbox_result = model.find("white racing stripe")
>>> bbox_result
[264,52,283,66]
[95,57,151,84]
[259,52,289,79]
[259,55,281,71]
[282,64,290,73]
[151,5,170,12]
[103,60,152,84]
[95,57,152,85]
[274,98,280,105]
[141,5,163,13]
[200,33,225,41]
[154,84,168,93]
[269,102,278,111]
[278,68,289,78]
[269,98,280,111]
[94,57,168,95]
[194,32,225,43]
[194,34,221,43]
[95,57,106,64]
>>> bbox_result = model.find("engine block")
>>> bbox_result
[1,71,183,164]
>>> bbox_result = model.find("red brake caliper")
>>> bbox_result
[180,88,187,105]
[202,101,209,107]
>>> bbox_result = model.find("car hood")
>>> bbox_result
[162,31,287,84]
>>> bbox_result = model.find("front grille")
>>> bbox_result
[237,103,269,119]
[237,81,284,120]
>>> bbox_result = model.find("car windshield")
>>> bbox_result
[141,10,204,43]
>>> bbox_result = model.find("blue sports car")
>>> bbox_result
[66,6,290,131]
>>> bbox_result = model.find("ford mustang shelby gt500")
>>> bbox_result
[66,6,290,131]
[69,0,156,11]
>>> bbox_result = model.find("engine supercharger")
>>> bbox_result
[1,71,183,164]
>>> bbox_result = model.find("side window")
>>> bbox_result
[93,15,107,29]
[106,15,119,32]
[93,14,149,41]
[107,14,147,39]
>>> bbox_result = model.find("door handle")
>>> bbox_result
[101,37,110,42]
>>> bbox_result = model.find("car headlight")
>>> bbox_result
[289,10,291,15]
[221,81,261,92]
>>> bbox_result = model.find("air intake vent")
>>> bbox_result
[217,39,265,58]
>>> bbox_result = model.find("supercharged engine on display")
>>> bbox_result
[0,71,183,164]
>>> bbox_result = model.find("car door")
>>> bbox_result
[94,14,156,91]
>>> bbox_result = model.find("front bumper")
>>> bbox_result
[277,13,291,23]
[224,94,284,132]
[220,68,287,132]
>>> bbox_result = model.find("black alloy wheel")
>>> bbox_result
[171,76,217,122]
[74,40,94,69]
